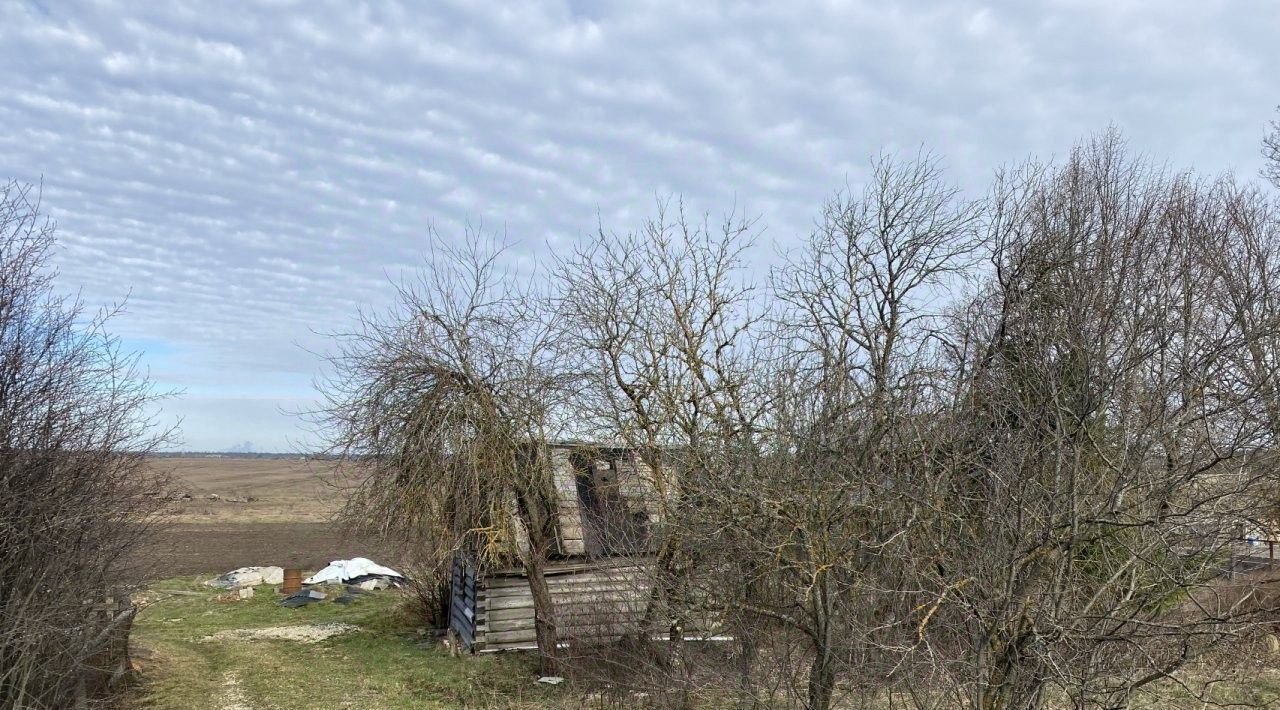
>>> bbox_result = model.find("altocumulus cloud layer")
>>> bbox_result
[1,0,1277,450]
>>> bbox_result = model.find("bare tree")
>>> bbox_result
[320,130,1280,708]
[316,233,572,674]
[555,199,762,504]
[911,132,1280,709]
[0,180,170,709]
[717,152,982,710]
[1264,106,1280,188]
[553,199,764,698]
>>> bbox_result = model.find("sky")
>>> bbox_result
[1,0,1277,452]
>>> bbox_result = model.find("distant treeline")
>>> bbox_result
[150,451,335,460]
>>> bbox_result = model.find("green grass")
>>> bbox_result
[127,577,568,709]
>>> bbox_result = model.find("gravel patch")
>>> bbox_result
[204,622,359,644]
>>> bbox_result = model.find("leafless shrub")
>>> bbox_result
[0,180,170,709]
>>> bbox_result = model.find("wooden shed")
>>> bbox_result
[448,442,682,653]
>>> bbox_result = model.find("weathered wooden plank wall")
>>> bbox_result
[475,559,657,652]
[550,448,587,556]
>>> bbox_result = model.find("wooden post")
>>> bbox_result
[110,590,133,688]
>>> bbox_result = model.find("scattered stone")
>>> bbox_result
[355,578,389,591]
[214,586,255,603]
[1265,633,1280,654]
[206,493,221,501]
[537,676,565,685]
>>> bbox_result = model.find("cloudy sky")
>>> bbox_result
[1,0,1277,451]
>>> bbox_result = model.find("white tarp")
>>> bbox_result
[205,566,284,589]
[303,557,404,585]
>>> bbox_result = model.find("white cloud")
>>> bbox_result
[0,0,1276,449]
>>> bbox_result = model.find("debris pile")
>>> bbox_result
[303,557,405,587]
[205,566,285,589]
[203,557,404,609]
[214,587,255,603]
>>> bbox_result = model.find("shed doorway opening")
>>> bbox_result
[571,453,649,558]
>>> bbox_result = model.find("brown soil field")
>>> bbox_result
[138,456,394,578]
[150,455,346,524]
[133,521,386,577]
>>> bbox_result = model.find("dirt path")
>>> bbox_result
[219,670,253,710]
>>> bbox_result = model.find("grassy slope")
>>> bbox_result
[128,577,566,710]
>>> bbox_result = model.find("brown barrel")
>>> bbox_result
[282,568,302,594]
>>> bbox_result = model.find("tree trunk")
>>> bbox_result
[807,574,837,710]
[517,484,560,676]
[524,550,559,676]
[807,642,836,710]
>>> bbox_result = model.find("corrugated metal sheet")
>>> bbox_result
[449,553,478,650]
